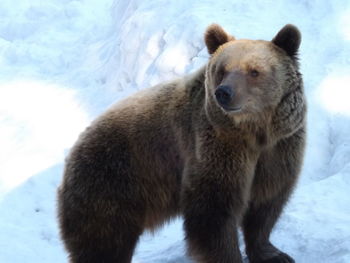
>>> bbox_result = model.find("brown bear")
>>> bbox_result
[57,24,306,263]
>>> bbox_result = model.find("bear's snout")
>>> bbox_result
[215,85,234,107]
[215,85,242,112]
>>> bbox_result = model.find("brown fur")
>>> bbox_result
[57,24,306,263]
[205,24,235,54]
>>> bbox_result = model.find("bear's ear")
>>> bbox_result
[272,24,301,58]
[205,24,235,55]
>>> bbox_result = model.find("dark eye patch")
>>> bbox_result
[216,67,226,82]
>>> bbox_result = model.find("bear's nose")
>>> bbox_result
[215,85,234,106]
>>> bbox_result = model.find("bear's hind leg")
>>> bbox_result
[60,202,144,263]
[58,128,147,263]
[68,227,142,263]
[58,175,145,263]
[68,233,140,263]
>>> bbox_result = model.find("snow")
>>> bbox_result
[0,0,349,262]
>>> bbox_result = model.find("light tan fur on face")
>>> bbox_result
[212,40,279,75]
[205,39,287,129]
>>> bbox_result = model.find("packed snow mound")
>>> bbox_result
[0,0,349,262]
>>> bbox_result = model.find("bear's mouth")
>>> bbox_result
[220,105,242,113]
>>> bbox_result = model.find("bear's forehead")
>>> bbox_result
[212,40,279,72]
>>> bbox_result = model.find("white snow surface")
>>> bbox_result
[0,0,350,262]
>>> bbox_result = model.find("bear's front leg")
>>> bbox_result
[181,146,258,263]
[243,127,306,263]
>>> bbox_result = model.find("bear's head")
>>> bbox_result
[204,24,301,125]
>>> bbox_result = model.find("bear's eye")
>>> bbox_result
[217,68,226,81]
[249,69,259,77]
